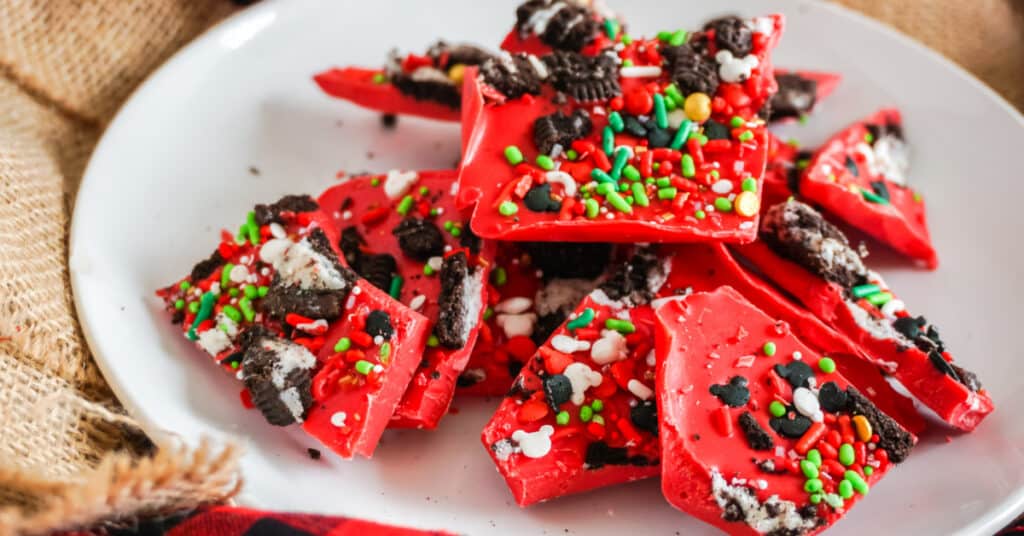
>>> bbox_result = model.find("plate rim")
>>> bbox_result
[68,0,1024,533]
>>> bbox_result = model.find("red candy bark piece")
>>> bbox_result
[458,15,785,242]
[318,170,493,429]
[798,109,938,268]
[156,196,429,458]
[656,287,916,535]
[500,0,620,57]
[768,69,841,123]
[738,200,993,431]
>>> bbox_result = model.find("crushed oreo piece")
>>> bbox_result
[392,218,445,261]
[426,40,493,69]
[533,110,592,155]
[817,381,848,413]
[769,73,817,121]
[338,226,365,268]
[254,195,319,226]
[543,51,622,102]
[523,183,563,213]
[773,361,814,389]
[479,53,543,100]
[307,448,321,460]
[760,200,868,290]
[240,330,315,426]
[189,249,224,282]
[170,309,185,324]
[458,223,482,254]
[722,498,745,522]
[755,458,786,474]
[845,155,860,177]
[532,311,567,346]
[867,121,903,144]
[710,376,750,407]
[391,72,461,108]
[365,310,394,339]
[516,0,600,52]
[354,253,397,292]
[380,113,398,129]
[522,242,612,279]
[844,386,913,463]
[543,373,572,409]
[457,368,486,387]
[584,441,656,469]
[704,15,753,56]
[893,315,926,341]
[661,43,719,96]
[261,276,345,321]
[870,180,890,201]
[950,363,982,392]
[599,249,663,305]
[738,411,773,450]
[630,400,659,437]
[769,408,813,438]
[435,252,476,348]
[306,228,351,279]
[703,119,731,140]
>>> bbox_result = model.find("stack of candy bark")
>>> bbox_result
[157,2,994,534]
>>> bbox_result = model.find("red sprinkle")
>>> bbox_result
[349,331,373,348]
[625,88,653,116]
[240,389,254,408]
[539,347,573,375]
[795,421,826,454]
[517,399,549,423]
[360,206,390,224]
[838,415,856,445]
[711,407,733,438]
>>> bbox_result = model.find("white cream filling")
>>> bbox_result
[710,468,817,534]
[259,236,350,291]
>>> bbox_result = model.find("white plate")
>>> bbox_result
[70,0,1024,533]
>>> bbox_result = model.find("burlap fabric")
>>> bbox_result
[0,1,1020,534]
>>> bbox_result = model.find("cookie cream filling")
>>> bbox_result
[259,236,350,291]
[845,299,913,350]
[710,468,818,534]
[535,278,596,317]
[523,1,568,35]
[856,135,910,186]
[455,268,486,344]
[262,338,316,423]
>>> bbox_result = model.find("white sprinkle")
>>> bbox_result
[620,65,663,78]
[711,179,734,194]
[550,334,591,354]
[373,364,384,373]
[739,221,754,230]
[627,379,654,401]
[209,282,221,295]
[229,264,249,284]
[590,330,628,365]
[427,256,443,272]
[715,50,759,83]
[269,222,286,239]
[495,296,533,314]
[496,312,537,338]
[236,369,244,380]
[563,362,603,405]
[793,387,823,422]
[260,267,271,276]
[545,171,578,197]
[645,349,657,367]
[296,318,328,334]
[708,352,720,360]
[373,335,384,345]
[792,351,803,361]
[352,285,362,295]
[881,299,905,319]
[342,210,352,220]
[512,425,554,458]
[667,108,687,129]
[383,169,419,199]
[345,294,356,310]
[330,411,348,427]
[409,295,426,311]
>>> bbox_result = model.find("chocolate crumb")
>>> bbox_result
[381,113,398,129]
[254,194,319,226]
[738,411,773,450]
[189,249,224,282]
[844,386,913,463]
[307,448,321,460]
[434,252,475,348]
[393,218,445,261]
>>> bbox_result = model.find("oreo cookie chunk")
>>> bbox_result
[703,15,753,57]
[533,109,593,155]
[760,200,867,290]
[521,242,612,280]
[392,218,445,261]
[261,275,346,322]
[598,248,666,305]
[434,252,484,348]
[542,51,621,102]
[240,328,317,426]
[479,53,544,100]
[254,194,319,226]
[515,0,600,52]
[338,226,366,268]
[661,43,719,97]
[389,68,461,109]
[426,40,494,69]
[189,248,224,282]
[769,72,817,122]
[843,387,913,463]
[353,252,397,293]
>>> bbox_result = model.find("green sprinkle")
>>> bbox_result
[239,297,255,322]
[610,147,630,180]
[483,307,494,321]
[556,410,571,425]
[231,361,239,369]
[851,284,880,298]
[864,132,874,143]
[592,414,605,425]
[591,399,604,412]
[222,305,242,323]
[388,275,403,299]
[681,154,696,177]
[798,114,809,125]
[656,177,672,188]
[809,493,823,505]
[738,130,754,142]
[769,400,786,417]
[863,466,874,476]
[498,200,518,216]
[657,30,673,42]
[645,177,656,185]
[664,93,676,111]
[623,164,641,181]
[866,292,893,306]
[372,72,387,84]
[694,209,706,220]
[427,334,440,347]
[602,126,615,155]
[861,187,889,205]
[536,155,555,170]
[370,177,381,187]
[567,308,595,331]
[631,182,649,207]
[709,170,719,179]
[584,198,599,219]
[444,220,454,231]
[741,177,757,192]
[818,357,836,374]
[243,285,258,299]
[354,360,374,375]
[824,493,844,509]
[591,168,615,184]
[334,337,351,353]
[838,479,855,499]
[397,195,414,215]
[800,460,819,479]
[619,182,630,193]
[763,342,777,356]
[697,134,709,145]
[664,83,683,105]
[220,263,234,289]
[605,191,632,213]
[174,299,185,310]
[608,111,625,133]
[604,318,636,333]
[188,301,200,314]
[258,285,269,297]
[804,478,823,493]
[419,186,430,196]
[730,116,744,128]
[668,29,688,46]
[566,149,578,160]
[621,34,632,45]
[504,145,524,165]
[714,197,733,212]
[653,93,668,129]
[246,211,260,245]
[492,267,507,286]
[580,405,594,422]
[845,470,869,495]
[670,119,695,150]
[380,342,391,360]
[807,449,823,467]
[187,291,217,340]
[796,159,810,170]
[839,443,855,466]
[423,264,435,276]
[450,227,462,237]
[596,182,614,196]
[657,187,678,200]
[429,207,440,216]
[179,281,191,291]
[604,18,619,40]
[913,191,922,203]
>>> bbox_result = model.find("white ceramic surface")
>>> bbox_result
[70,1,1024,534]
